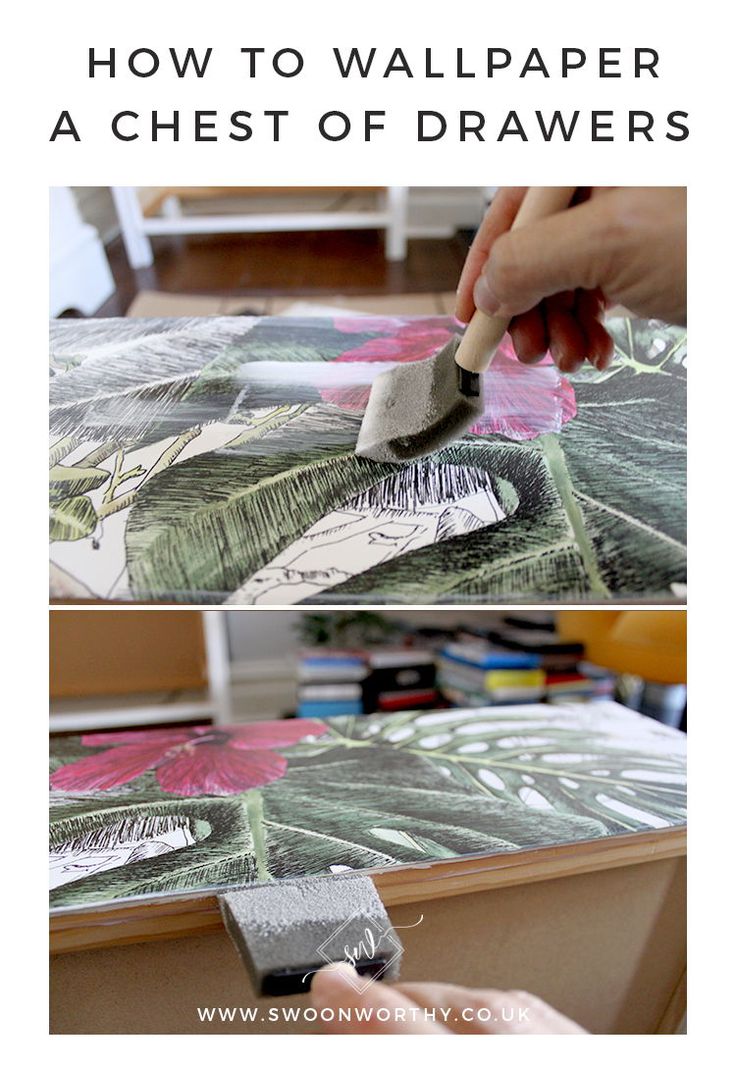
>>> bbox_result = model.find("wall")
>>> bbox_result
[72,187,119,243]
[226,609,512,666]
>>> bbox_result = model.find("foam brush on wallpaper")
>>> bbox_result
[49,701,686,917]
[49,315,686,603]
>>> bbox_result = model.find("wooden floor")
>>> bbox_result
[94,229,471,317]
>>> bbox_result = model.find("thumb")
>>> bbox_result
[310,963,447,1034]
[474,197,616,318]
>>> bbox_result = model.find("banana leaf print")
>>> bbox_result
[50,702,686,910]
[49,315,685,602]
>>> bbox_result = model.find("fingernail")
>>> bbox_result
[311,962,356,1007]
[323,961,356,975]
[473,274,500,315]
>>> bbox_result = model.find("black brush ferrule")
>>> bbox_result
[457,364,481,397]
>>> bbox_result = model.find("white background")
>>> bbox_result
[44,1,696,185]
[5,0,733,1057]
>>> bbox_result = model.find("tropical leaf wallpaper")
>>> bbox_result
[49,702,686,911]
[49,315,686,604]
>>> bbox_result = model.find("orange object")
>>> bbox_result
[556,611,686,685]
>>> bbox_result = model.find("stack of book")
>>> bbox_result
[437,642,546,706]
[487,625,608,700]
[486,626,585,672]
[296,651,368,718]
[545,662,616,703]
[453,620,617,704]
[363,649,438,712]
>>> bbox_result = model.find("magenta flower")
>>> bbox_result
[334,316,456,363]
[470,344,577,441]
[323,317,458,412]
[49,721,328,797]
[326,317,576,441]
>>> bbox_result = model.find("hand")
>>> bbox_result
[310,962,586,1034]
[455,187,686,373]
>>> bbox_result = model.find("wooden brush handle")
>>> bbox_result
[455,186,578,374]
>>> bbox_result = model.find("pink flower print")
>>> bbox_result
[49,720,328,797]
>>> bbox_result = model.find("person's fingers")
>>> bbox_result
[509,306,548,364]
[545,292,588,372]
[393,981,510,1034]
[455,187,527,323]
[395,982,586,1035]
[473,196,620,319]
[510,288,613,372]
[576,288,614,369]
[310,963,449,1034]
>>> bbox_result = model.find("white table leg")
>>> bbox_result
[161,194,183,219]
[112,186,154,268]
[204,612,233,725]
[385,186,408,261]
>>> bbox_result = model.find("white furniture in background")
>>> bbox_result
[112,186,410,266]
[48,613,232,733]
[50,187,115,316]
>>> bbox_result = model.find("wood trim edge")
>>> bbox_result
[50,827,685,955]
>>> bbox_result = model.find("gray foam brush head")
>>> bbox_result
[219,874,402,997]
[355,336,485,464]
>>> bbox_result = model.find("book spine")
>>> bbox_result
[297,701,363,718]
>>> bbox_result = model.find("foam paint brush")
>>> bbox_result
[355,186,577,463]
